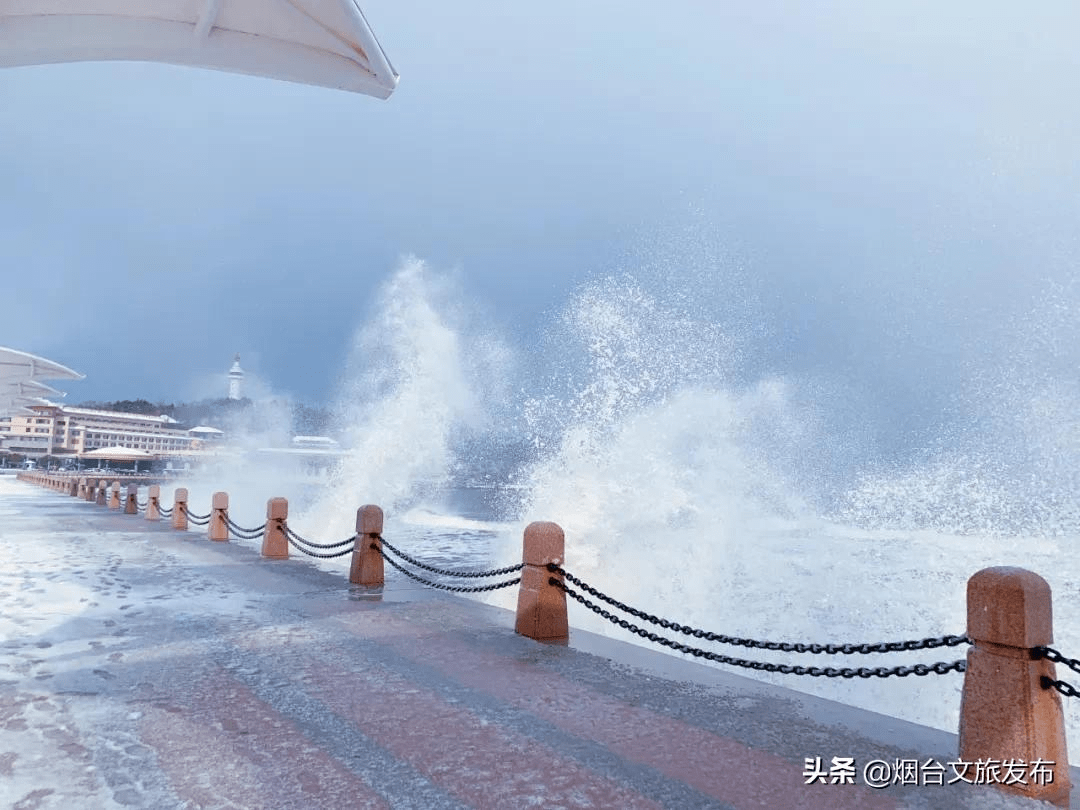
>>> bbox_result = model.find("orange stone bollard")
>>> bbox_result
[108,481,121,510]
[124,484,138,514]
[959,567,1071,806]
[96,479,108,506]
[173,488,188,531]
[262,498,289,559]
[515,521,569,642]
[349,505,384,586]
[78,478,87,499]
[145,485,160,521]
[209,491,228,541]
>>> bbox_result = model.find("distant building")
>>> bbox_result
[0,404,200,464]
[291,436,340,449]
[228,354,244,400]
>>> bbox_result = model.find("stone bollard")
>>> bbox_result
[108,481,121,510]
[70,477,79,497]
[78,478,87,499]
[349,505,384,586]
[262,498,289,559]
[145,485,160,521]
[96,479,108,506]
[209,492,228,542]
[123,483,137,514]
[515,521,569,642]
[173,488,188,531]
[959,567,1071,806]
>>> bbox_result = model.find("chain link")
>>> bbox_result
[285,533,355,559]
[553,579,965,678]
[375,544,521,592]
[179,504,212,522]
[157,504,173,516]
[225,515,267,538]
[136,499,148,511]
[378,535,524,578]
[1033,646,1080,676]
[283,525,357,550]
[1032,647,1080,699]
[1041,675,1080,699]
[548,564,967,656]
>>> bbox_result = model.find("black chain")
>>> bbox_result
[285,532,355,558]
[283,525,357,550]
[1033,646,1080,675]
[554,579,966,678]
[378,535,525,578]
[548,564,968,656]
[1041,676,1080,699]
[375,544,521,592]
[1032,647,1080,699]
[136,499,148,511]
[180,504,212,522]
[225,515,267,538]
[157,504,173,516]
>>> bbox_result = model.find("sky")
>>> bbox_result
[2,1,1080,423]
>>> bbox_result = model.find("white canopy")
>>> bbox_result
[0,0,398,97]
[0,347,82,417]
[83,446,153,458]
[0,379,63,397]
[0,347,83,385]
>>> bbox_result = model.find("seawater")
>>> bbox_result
[172,254,1080,759]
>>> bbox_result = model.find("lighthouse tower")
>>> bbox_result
[227,354,244,400]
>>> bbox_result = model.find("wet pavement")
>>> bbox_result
[1,476,1075,809]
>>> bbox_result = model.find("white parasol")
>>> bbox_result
[0,0,398,97]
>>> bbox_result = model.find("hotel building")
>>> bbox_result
[0,403,204,461]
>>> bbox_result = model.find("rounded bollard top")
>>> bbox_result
[111,481,121,490]
[967,566,1053,648]
[356,504,384,535]
[174,487,188,500]
[266,497,288,519]
[127,483,138,494]
[522,521,565,566]
[212,491,229,509]
[99,479,108,487]
[148,485,160,497]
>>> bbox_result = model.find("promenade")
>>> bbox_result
[0,474,1073,809]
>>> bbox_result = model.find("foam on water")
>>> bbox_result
[400,507,511,534]
[296,256,510,540]
[838,276,1080,536]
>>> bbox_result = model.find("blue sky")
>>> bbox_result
[2,0,1079,420]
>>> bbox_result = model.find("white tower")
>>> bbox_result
[228,354,244,400]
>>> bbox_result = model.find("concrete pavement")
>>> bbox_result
[0,476,1073,809]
